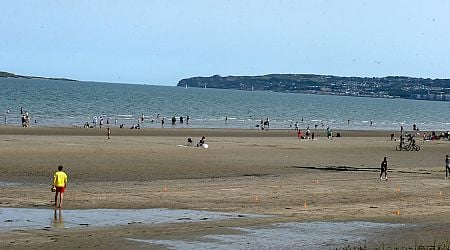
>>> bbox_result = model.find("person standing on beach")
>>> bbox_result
[53,165,68,208]
[445,155,450,180]
[380,157,388,181]
[107,127,111,139]
[326,127,332,139]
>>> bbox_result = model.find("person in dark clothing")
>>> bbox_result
[380,157,388,181]
[446,155,450,180]
[197,136,206,147]
[399,135,404,150]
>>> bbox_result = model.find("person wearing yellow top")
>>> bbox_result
[53,165,68,208]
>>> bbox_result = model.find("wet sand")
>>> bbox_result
[0,126,449,249]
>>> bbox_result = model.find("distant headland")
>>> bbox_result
[0,70,77,82]
[178,74,450,102]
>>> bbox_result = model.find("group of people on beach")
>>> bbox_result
[84,114,192,129]
[379,154,450,181]
[185,136,207,148]
[255,118,270,130]
[1,107,34,126]
[382,124,450,180]
[50,146,448,209]
[297,127,314,140]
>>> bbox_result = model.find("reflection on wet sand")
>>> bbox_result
[0,208,264,231]
[53,208,64,229]
[128,222,409,249]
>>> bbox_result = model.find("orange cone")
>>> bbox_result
[392,210,400,215]
[304,201,308,208]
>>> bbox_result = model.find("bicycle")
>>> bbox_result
[395,143,409,151]
[395,142,420,151]
[408,143,420,151]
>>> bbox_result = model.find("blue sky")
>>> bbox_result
[1,0,449,85]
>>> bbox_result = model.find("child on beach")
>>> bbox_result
[53,165,68,208]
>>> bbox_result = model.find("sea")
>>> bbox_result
[1,77,449,131]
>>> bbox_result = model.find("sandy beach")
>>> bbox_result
[0,126,449,249]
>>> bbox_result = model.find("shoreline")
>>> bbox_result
[0,125,429,137]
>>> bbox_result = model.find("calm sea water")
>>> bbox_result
[1,77,449,131]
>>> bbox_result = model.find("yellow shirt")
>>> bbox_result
[53,171,68,187]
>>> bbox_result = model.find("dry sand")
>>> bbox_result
[0,126,449,249]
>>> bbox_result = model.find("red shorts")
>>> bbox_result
[55,187,65,193]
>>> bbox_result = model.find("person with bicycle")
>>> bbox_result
[399,135,404,151]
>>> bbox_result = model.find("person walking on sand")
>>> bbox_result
[107,127,111,139]
[445,155,450,180]
[53,165,68,208]
[326,127,332,140]
[380,157,388,181]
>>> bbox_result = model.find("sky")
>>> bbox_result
[1,0,449,86]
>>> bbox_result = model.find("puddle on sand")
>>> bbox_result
[129,221,409,250]
[0,182,20,187]
[0,208,263,231]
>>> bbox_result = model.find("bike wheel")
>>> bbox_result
[414,145,420,151]
[395,145,401,151]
